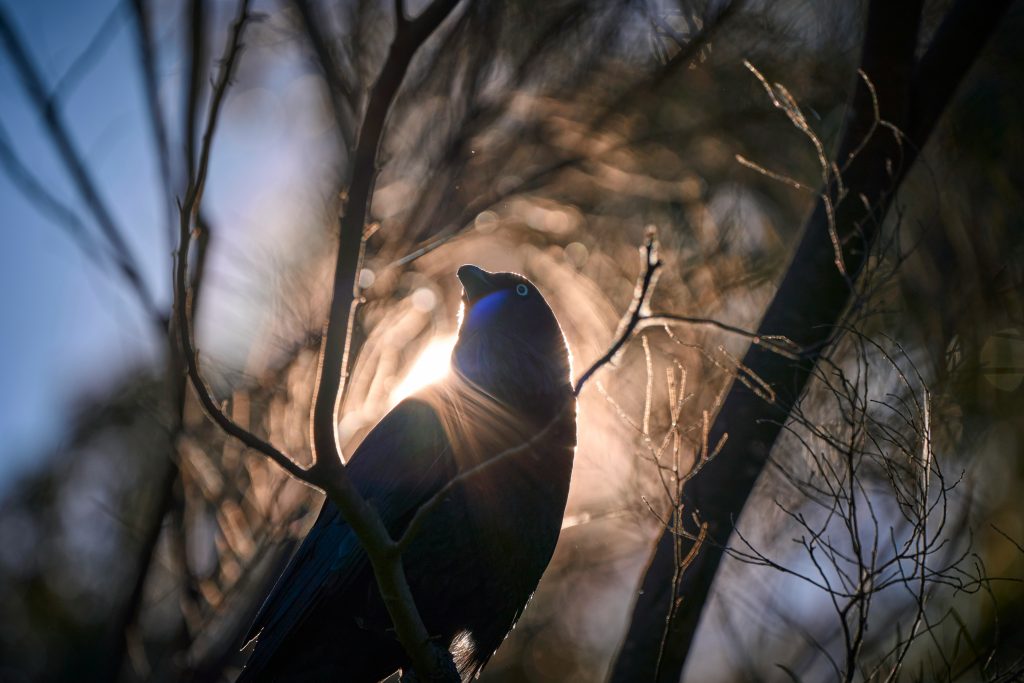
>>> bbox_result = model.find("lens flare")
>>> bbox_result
[389,334,457,406]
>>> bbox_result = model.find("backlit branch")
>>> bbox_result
[173,0,310,477]
[575,228,799,398]
[174,0,464,679]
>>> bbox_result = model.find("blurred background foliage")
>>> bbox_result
[0,0,1022,681]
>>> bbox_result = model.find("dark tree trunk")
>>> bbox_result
[607,1,1015,681]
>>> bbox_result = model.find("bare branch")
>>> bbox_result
[638,314,802,359]
[183,0,208,180]
[393,0,745,268]
[173,0,464,678]
[574,228,663,396]
[573,229,799,398]
[310,0,462,474]
[175,0,313,484]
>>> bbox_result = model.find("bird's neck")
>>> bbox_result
[452,334,572,415]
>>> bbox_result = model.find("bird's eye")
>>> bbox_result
[515,284,529,297]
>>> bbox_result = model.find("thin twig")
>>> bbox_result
[175,0,309,482]
[573,228,800,397]
[574,228,663,396]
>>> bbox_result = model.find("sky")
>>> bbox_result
[0,0,333,492]
[0,0,164,486]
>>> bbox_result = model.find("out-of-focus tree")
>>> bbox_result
[0,0,1022,681]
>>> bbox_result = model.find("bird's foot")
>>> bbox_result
[398,642,459,683]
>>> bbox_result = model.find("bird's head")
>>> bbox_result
[453,265,572,407]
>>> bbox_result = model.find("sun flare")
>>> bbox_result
[389,334,458,406]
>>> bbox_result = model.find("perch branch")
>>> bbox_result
[174,0,464,679]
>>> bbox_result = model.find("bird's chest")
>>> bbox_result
[415,433,571,567]
[402,418,574,632]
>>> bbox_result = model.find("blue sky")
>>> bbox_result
[0,0,335,492]
[1,0,166,486]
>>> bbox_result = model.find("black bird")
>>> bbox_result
[238,265,576,682]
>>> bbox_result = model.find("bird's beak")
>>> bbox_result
[457,265,497,304]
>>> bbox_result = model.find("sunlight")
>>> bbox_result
[389,334,458,406]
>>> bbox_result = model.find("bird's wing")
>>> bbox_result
[239,499,358,678]
[241,397,453,669]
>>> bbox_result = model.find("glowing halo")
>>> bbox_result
[389,334,458,406]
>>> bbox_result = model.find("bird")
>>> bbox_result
[237,265,577,682]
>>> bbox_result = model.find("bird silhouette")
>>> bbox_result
[238,265,576,682]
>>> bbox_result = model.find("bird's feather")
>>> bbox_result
[239,397,452,679]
